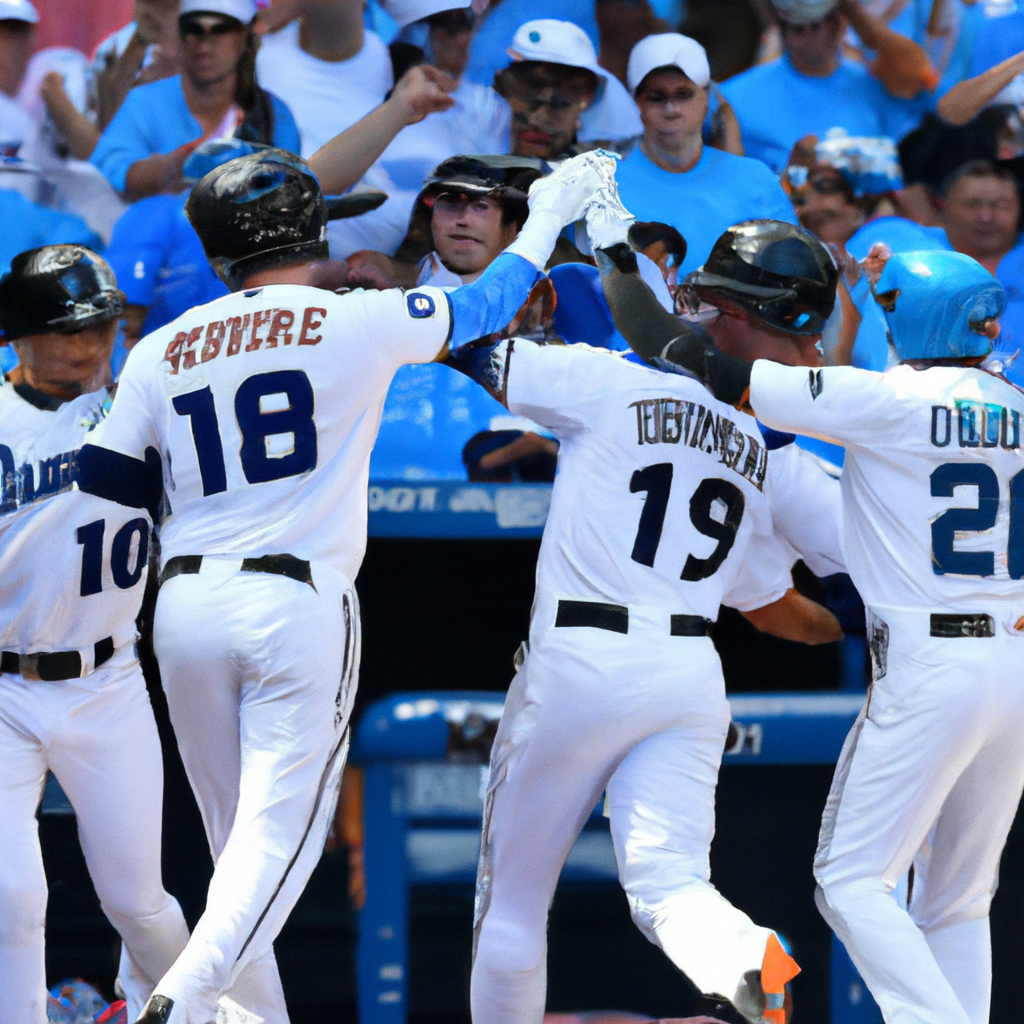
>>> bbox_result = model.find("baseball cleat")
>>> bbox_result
[134,995,174,1024]
[731,933,800,1024]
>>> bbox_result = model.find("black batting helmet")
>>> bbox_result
[0,245,126,342]
[683,220,838,336]
[185,148,328,291]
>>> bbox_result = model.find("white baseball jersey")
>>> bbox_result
[0,380,149,654]
[91,283,452,580]
[498,340,792,619]
[767,442,845,578]
[750,360,1024,611]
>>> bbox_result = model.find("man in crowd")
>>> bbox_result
[615,32,796,278]
[721,0,930,172]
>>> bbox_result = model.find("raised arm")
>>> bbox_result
[937,49,1024,127]
[308,65,455,195]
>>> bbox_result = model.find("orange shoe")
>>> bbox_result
[761,933,800,1024]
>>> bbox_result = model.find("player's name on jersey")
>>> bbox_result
[164,305,329,374]
[0,443,78,516]
[629,397,768,491]
[931,400,1022,450]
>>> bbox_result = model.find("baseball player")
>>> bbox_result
[76,147,613,1024]
[446,261,847,1020]
[0,246,189,1024]
[654,247,1022,1024]
[590,215,849,583]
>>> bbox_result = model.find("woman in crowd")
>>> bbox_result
[90,0,300,201]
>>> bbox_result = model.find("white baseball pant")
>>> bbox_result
[0,645,190,1024]
[471,614,777,1024]
[815,606,1024,1024]
[150,558,359,1024]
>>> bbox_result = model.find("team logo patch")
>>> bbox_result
[407,292,435,318]
[808,368,823,400]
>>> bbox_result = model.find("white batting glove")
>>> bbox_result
[580,155,635,254]
[506,151,615,270]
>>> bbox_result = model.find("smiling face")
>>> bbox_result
[431,192,520,280]
[496,62,598,160]
[943,169,1021,264]
[10,321,118,399]
[634,67,709,157]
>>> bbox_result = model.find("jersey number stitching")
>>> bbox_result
[930,462,1024,578]
[172,370,318,495]
[629,462,746,580]
[76,517,150,596]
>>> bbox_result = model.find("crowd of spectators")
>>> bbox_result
[4,0,1024,479]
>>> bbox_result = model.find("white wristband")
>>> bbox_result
[504,209,563,271]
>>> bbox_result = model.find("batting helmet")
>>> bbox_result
[683,220,838,336]
[185,148,328,291]
[0,245,125,342]
[874,250,1006,361]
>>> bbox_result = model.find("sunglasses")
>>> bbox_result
[180,17,242,39]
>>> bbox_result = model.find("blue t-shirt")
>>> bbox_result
[845,216,951,372]
[104,192,229,338]
[91,76,302,193]
[994,235,1024,389]
[720,56,926,173]
[464,0,599,88]
[616,145,797,276]
[968,9,1024,78]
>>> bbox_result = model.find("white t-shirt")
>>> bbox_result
[90,283,452,581]
[255,23,394,158]
[767,441,845,578]
[750,360,1024,612]
[326,78,509,260]
[496,339,791,630]
[0,381,149,654]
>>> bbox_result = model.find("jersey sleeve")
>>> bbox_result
[87,341,162,459]
[721,500,793,612]
[504,339,626,436]
[347,285,453,369]
[765,443,845,577]
[749,360,900,448]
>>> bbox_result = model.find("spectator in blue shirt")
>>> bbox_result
[720,0,927,173]
[615,33,796,278]
[91,0,300,200]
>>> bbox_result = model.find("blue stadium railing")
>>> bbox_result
[350,691,883,1024]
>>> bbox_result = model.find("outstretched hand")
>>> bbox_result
[392,65,456,126]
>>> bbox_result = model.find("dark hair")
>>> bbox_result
[179,12,276,145]
[940,158,1018,197]
[234,29,276,145]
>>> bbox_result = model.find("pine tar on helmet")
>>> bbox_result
[0,245,126,341]
[683,220,839,337]
[185,148,328,291]
[873,250,1006,362]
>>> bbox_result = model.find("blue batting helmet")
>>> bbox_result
[874,250,1006,361]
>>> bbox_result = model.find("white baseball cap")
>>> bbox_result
[771,0,841,24]
[179,0,257,23]
[507,19,609,90]
[378,0,472,29]
[0,0,38,24]
[626,33,710,94]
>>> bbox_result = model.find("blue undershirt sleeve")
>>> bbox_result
[446,251,542,349]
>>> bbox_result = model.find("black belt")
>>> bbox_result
[930,613,995,638]
[160,553,315,590]
[1,637,114,681]
[555,599,712,637]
